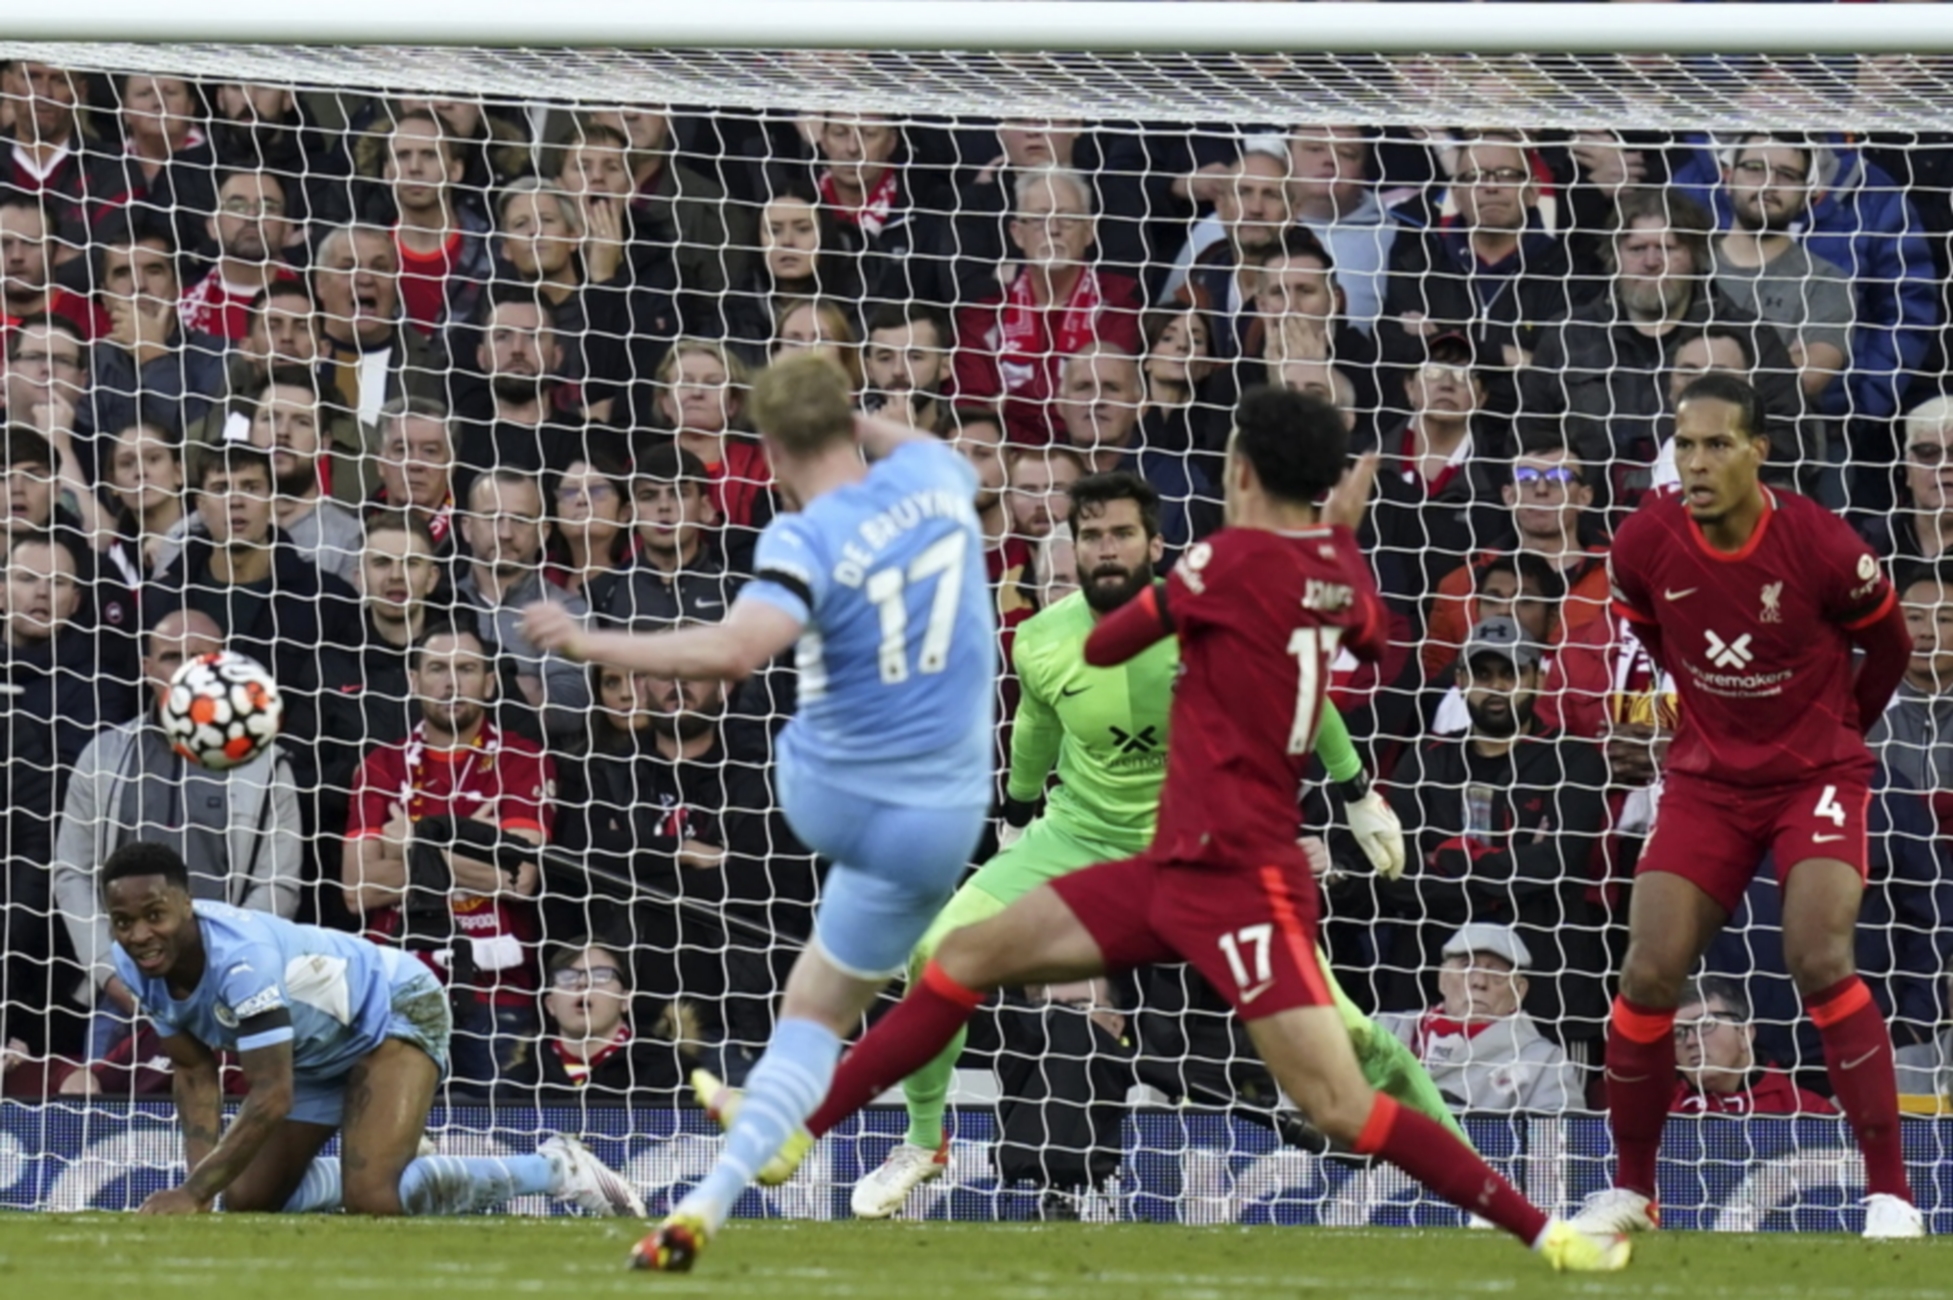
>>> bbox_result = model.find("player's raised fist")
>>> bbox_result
[1323,453,1380,533]
[520,602,585,660]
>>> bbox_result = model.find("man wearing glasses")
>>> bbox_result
[1671,976,1835,1116]
[180,171,299,342]
[1386,131,1581,396]
[1710,136,1854,406]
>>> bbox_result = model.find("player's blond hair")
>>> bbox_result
[750,352,855,457]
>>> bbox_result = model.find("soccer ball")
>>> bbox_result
[162,651,284,770]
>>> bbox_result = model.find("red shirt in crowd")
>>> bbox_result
[1673,1068,1837,1116]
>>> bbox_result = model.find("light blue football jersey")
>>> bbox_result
[743,439,996,807]
[113,902,410,1080]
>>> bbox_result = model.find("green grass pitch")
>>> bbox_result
[1,1216,1950,1299]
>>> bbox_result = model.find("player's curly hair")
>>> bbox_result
[1231,384,1349,506]
[101,841,193,896]
[1675,373,1763,439]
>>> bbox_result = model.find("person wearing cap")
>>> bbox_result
[1368,613,1610,1044]
[1671,976,1836,1116]
[1385,130,1584,418]
[1375,923,1579,1114]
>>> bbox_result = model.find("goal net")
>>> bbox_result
[1,9,1950,1226]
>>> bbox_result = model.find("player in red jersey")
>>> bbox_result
[1572,374,1921,1241]
[654,387,1627,1274]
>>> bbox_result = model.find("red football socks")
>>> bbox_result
[1352,1094,1550,1244]
[1605,995,1678,1199]
[803,961,987,1139]
[1808,976,1912,1201]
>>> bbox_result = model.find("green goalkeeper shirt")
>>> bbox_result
[1006,588,1366,857]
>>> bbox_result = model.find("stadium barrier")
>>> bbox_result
[3,1102,1944,1232]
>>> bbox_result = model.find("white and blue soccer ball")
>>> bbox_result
[161,650,284,770]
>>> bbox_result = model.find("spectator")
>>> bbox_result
[50,606,300,1053]
[454,293,593,480]
[1005,444,1084,548]
[0,420,134,657]
[954,165,1144,446]
[492,179,678,426]
[648,338,770,556]
[1710,134,1854,404]
[1363,330,1501,612]
[377,110,490,337]
[591,444,742,627]
[861,300,952,433]
[0,530,136,1062]
[6,324,116,540]
[206,82,354,254]
[1862,395,1953,567]
[1870,560,1953,797]
[243,369,365,585]
[948,405,1035,631]
[1897,960,1953,1097]
[341,622,551,1091]
[179,171,298,341]
[586,107,754,307]
[0,63,113,243]
[1387,130,1584,404]
[808,113,944,310]
[1422,441,1610,687]
[105,72,216,263]
[499,942,690,1103]
[554,628,814,1064]
[1374,923,1579,1113]
[152,441,360,784]
[720,186,858,367]
[1290,125,1399,334]
[1051,345,1209,553]
[1672,976,1836,1116]
[452,467,590,735]
[1673,130,1937,426]
[1520,187,1809,498]
[1372,616,1609,1037]
[314,510,447,831]
[549,451,631,603]
[89,228,227,442]
[312,223,441,430]
[100,419,186,583]
[1136,308,1217,469]
[772,297,864,389]
[0,200,103,340]
[1172,135,1296,360]
[368,396,459,557]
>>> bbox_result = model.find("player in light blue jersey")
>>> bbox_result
[101,842,643,1219]
[521,353,995,1270]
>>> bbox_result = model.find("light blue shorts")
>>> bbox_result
[779,760,987,980]
[289,958,450,1127]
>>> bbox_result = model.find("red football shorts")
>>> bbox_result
[1636,771,1872,914]
[1048,848,1335,1018]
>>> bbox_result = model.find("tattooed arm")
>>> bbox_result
[140,1023,295,1214]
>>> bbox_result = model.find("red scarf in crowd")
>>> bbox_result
[998,266,1105,383]
[1412,1011,1497,1059]
[550,1023,632,1086]
[818,167,900,237]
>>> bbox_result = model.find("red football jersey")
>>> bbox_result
[347,722,554,1002]
[1608,487,1893,789]
[1092,525,1386,865]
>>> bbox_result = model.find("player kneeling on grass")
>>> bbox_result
[101,841,642,1218]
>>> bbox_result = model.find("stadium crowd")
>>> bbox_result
[2,63,1953,1158]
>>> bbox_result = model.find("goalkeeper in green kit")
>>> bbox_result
[700,471,1464,1216]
